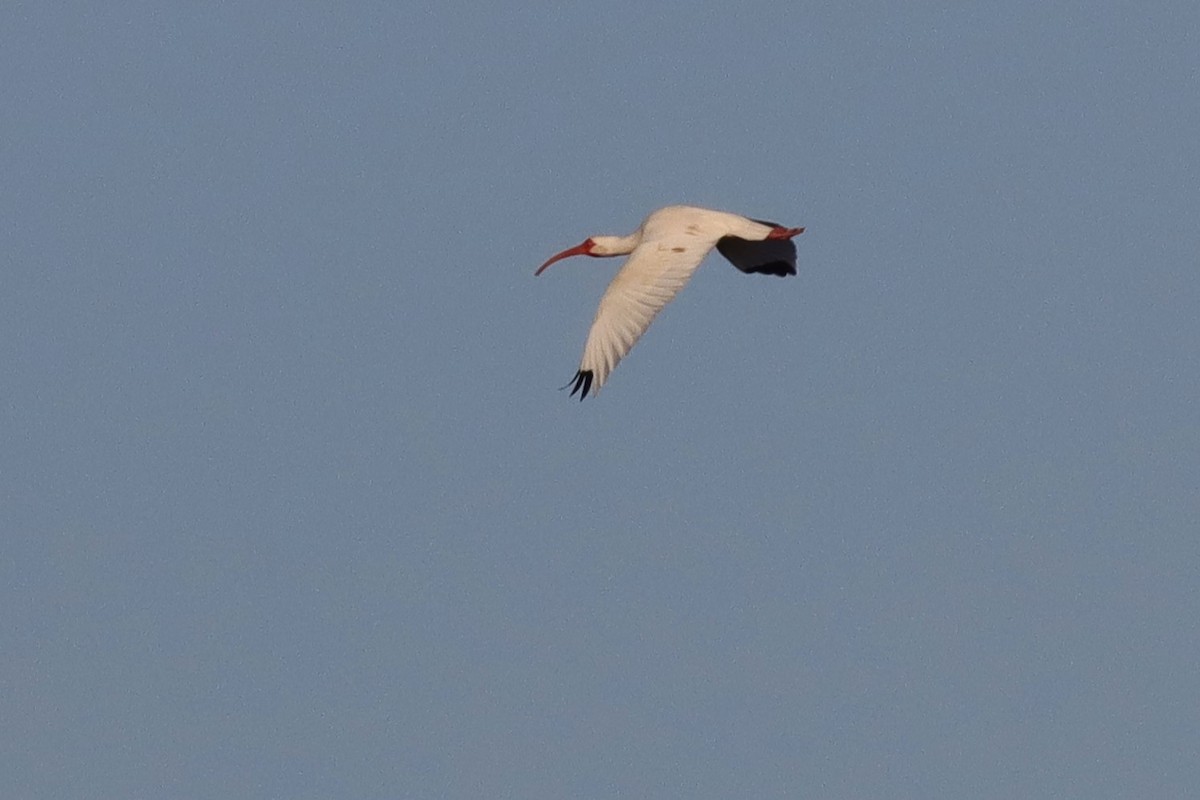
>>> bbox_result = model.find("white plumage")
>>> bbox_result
[535,205,804,399]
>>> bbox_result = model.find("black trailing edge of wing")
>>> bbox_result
[565,369,594,400]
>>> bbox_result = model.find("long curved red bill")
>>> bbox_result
[535,240,594,276]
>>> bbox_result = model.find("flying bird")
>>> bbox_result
[535,205,804,399]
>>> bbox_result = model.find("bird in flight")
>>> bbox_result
[535,205,804,399]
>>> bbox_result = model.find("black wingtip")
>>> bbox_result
[716,235,798,277]
[564,369,594,400]
[755,260,797,277]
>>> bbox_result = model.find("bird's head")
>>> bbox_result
[535,235,639,275]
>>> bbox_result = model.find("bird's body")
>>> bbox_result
[536,205,804,399]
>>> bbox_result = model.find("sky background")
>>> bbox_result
[3,3,1199,798]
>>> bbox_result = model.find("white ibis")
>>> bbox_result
[536,205,804,399]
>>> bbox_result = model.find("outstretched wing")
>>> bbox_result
[567,237,714,399]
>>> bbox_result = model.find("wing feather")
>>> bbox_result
[715,235,797,276]
[573,238,712,397]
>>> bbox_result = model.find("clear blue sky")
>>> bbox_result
[4,4,1198,798]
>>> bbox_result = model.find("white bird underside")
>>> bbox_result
[538,205,804,400]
